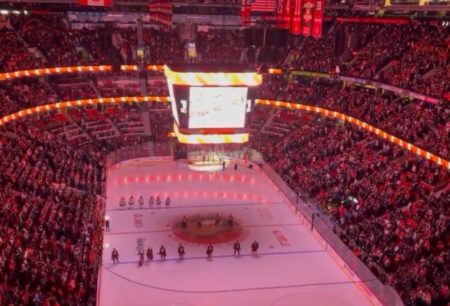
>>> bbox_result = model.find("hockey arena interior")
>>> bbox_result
[0,0,449,305]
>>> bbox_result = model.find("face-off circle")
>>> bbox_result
[172,214,243,244]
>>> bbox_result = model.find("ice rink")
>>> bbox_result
[99,159,377,306]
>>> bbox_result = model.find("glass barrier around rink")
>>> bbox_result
[187,146,264,165]
[257,159,404,306]
[106,142,172,169]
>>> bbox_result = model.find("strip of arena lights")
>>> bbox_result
[0,65,165,81]
[0,64,276,82]
[0,95,447,169]
[0,65,112,81]
[0,96,169,126]
[255,99,450,170]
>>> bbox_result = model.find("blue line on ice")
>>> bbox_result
[106,201,285,212]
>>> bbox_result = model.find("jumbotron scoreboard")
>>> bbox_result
[164,64,262,144]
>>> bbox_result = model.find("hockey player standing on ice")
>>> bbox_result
[165,196,171,208]
[215,213,221,227]
[138,249,145,266]
[156,195,162,208]
[178,243,185,260]
[148,195,154,207]
[105,217,110,232]
[112,248,119,264]
[139,195,144,208]
[227,214,234,227]
[251,240,259,255]
[119,196,126,208]
[233,240,241,256]
[146,247,153,262]
[159,245,167,261]
[206,244,214,260]
[128,195,135,208]
[181,215,188,230]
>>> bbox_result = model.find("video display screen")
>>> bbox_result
[188,87,248,129]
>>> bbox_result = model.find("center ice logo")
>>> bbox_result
[172,214,244,244]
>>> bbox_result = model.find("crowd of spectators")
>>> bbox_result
[76,28,111,65]
[150,110,173,143]
[0,123,105,305]
[0,29,45,72]
[377,24,449,91]
[285,22,449,100]
[0,12,448,306]
[287,31,336,73]
[412,65,450,100]
[0,114,158,305]
[252,113,449,306]
[1,14,448,100]
[258,75,450,159]
[367,23,448,99]
[98,82,141,97]
[196,29,244,64]
[346,25,415,79]
[97,80,168,97]
[56,82,99,101]
[321,85,450,159]
[111,27,184,64]
[143,28,184,64]
[11,15,95,67]
[0,80,59,117]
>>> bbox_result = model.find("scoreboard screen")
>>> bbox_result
[189,87,249,129]
[164,64,262,144]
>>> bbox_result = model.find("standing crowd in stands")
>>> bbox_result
[0,13,448,306]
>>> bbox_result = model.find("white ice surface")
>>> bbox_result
[99,160,376,306]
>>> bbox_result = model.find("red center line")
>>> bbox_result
[105,223,301,236]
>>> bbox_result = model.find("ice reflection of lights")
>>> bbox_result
[116,172,258,185]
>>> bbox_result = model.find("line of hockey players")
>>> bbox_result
[119,195,170,208]
[111,240,260,266]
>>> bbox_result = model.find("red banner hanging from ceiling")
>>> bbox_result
[149,0,172,26]
[301,0,315,36]
[79,0,112,6]
[312,0,325,37]
[291,0,303,35]
[269,0,325,37]
[276,0,286,29]
[283,0,292,30]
